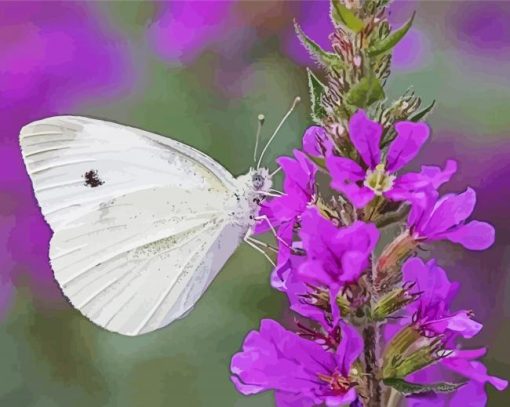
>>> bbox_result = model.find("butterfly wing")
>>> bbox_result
[20,116,244,335]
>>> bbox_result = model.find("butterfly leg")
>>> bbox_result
[254,214,291,249]
[243,231,276,266]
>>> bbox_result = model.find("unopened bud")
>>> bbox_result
[375,231,418,293]
[372,283,419,321]
[389,337,444,379]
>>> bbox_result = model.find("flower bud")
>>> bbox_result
[371,282,419,321]
[382,326,444,379]
[375,231,418,293]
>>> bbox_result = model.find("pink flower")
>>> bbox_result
[326,110,453,208]
[230,319,363,406]
[408,188,495,250]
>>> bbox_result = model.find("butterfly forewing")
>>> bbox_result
[20,116,245,335]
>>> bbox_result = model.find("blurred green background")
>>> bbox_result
[1,1,509,406]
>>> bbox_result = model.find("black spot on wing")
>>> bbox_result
[83,170,104,188]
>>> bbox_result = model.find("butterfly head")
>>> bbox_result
[250,167,272,192]
[235,168,272,208]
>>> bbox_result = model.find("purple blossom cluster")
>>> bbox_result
[230,110,507,406]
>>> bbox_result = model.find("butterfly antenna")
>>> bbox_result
[256,96,301,169]
[270,166,282,177]
[253,114,265,164]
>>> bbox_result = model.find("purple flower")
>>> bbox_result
[405,364,489,407]
[405,347,508,406]
[402,257,482,339]
[408,188,495,250]
[284,267,330,326]
[326,110,448,208]
[268,224,301,293]
[230,319,363,406]
[302,126,334,158]
[258,149,317,233]
[441,348,508,392]
[297,207,379,292]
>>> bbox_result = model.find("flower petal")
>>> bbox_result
[340,251,369,284]
[449,380,487,407]
[324,389,357,406]
[270,221,296,291]
[278,150,317,197]
[386,121,429,172]
[348,110,382,169]
[422,188,477,237]
[300,207,339,256]
[402,257,456,311]
[424,311,483,338]
[275,391,316,407]
[298,260,334,287]
[436,220,495,251]
[407,189,439,232]
[333,220,380,255]
[442,358,508,391]
[336,322,363,375]
[418,160,457,189]
[385,173,430,202]
[285,272,329,326]
[231,375,265,395]
[230,319,336,395]
[326,156,366,180]
[302,126,334,158]
[326,156,375,208]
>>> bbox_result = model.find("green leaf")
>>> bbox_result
[345,75,385,108]
[409,100,436,122]
[384,378,465,395]
[294,21,340,67]
[331,0,364,33]
[368,12,415,57]
[307,68,328,122]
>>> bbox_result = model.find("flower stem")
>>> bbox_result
[386,387,402,407]
[363,255,383,406]
[363,323,382,406]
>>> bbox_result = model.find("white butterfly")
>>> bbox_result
[19,100,298,336]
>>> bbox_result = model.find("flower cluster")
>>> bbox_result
[229,1,507,406]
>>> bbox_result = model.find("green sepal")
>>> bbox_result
[382,326,421,376]
[371,286,418,321]
[330,0,364,33]
[307,68,328,123]
[383,378,465,395]
[389,338,444,378]
[368,12,415,57]
[409,100,436,122]
[294,21,340,67]
[345,74,385,108]
[307,155,328,171]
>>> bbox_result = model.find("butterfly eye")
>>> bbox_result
[252,173,265,189]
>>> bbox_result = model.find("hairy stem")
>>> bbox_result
[362,255,383,407]
[363,323,382,406]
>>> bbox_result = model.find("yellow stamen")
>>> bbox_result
[364,163,396,195]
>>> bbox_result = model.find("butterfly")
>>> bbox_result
[19,99,299,336]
